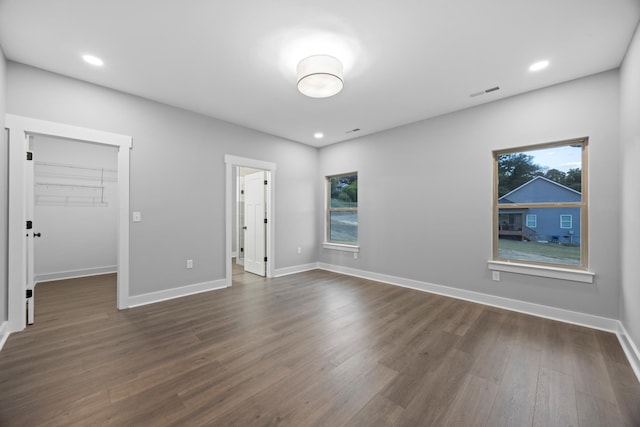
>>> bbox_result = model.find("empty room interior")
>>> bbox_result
[1,1,640,426]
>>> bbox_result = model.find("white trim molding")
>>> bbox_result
[127,279,228,308]
[274,263,319,277]
[5,114,132,333]
[488,260,595,283]
[617,323,640,384]
[318,263,617,332]
[322,243,360,253]
[0,321,9,351]
[35,266,117,284]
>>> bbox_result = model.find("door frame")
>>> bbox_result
[6,114,132,332]
[225,155,275,286]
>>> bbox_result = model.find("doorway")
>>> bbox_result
[225,155,276,286]
[6,114,132,333]
[28,134,118,322]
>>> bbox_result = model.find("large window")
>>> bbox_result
[327,173,358,245]
[493,139,587,268]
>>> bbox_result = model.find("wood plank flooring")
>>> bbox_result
[0,267,638,426]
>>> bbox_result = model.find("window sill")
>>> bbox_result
[323,242,360,253]
[488,260,595,283]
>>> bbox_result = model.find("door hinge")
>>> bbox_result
[26,220,33,230]
[264,218,268,224]
[26,151,33,161]
[26,289,33,298]
[264,180,268,185]
[240,247,244,252]
[264,257,268,262]
[241,190,244,195]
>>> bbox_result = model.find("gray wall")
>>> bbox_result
[6,62,319,297]
[0,46,7,323]
[318,70,621,319]
[620,23,640,350]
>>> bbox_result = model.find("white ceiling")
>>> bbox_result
[1,0,639,147]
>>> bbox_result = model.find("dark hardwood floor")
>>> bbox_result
[0,265,638,426]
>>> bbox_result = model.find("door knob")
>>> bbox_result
[33,232,41,238]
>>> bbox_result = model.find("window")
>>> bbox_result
[326,173,357,245]
[493,138,587,269]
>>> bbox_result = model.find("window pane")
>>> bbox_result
[329,211,357,243]
[497,207,581,266]
[497,145,582,203]
[330,175,357,209]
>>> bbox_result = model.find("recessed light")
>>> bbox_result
[82,55,104,67]
[529,60,549,72]
[314,132,324,139]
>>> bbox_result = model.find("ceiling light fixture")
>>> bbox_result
[297,55,343,98]
[82,54,104,66]
[529,60,549,72]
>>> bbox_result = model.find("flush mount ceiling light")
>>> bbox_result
[529,60,550,72]
[297,55,343,98]
[82,54,104,66]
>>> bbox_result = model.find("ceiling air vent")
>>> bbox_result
[470,86,500,98]
[346,128,361,134]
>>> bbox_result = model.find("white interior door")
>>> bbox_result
[25,136,36,324]
[244,170,266,276]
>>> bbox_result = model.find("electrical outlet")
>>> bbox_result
[132,211,142,222]
[492,271,500,281]
[297,247,302,254]
[186,259,193,269]
[353,252,358,259]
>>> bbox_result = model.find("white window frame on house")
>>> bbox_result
[323,172,359,252]
[489,138,594,283]
[560,214,573,229]
[526,214,537,228]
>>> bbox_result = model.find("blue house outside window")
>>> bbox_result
[526,214,537,228]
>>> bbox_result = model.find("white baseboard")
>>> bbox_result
[127,279,228,308]
[35,265,117,284]
[617,323,640,384]
[232,251,237,258]
[0,321,10,351]
[317,263,619,333]
[274,263,320,277]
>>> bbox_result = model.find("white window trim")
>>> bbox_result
[488,260,594,283]
[560,214,573,229]
[526,214,537,228]
[323,242,360,252]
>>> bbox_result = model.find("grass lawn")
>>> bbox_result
[498,239,580,261]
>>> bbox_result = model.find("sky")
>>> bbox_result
[523,145,582,172]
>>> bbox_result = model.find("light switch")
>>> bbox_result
[133,211,142,222]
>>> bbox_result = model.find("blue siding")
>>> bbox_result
[526,207,581,243]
